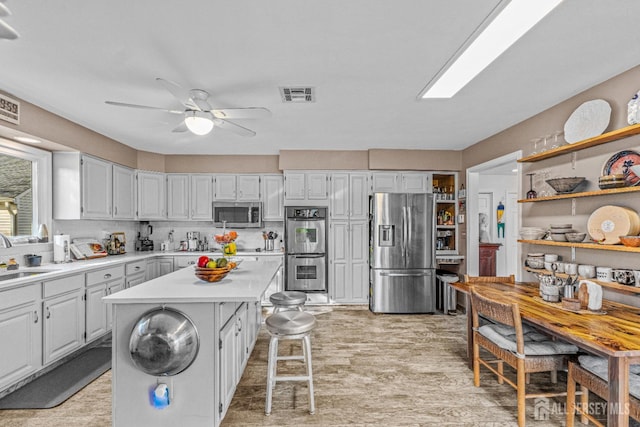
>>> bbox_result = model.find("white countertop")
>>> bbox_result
[0,250,283,291]
[103,257,281,304]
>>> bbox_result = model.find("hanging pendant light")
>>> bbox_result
[184,110,214,135]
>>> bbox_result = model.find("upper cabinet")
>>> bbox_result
[371,172,431,193]
[329,172,369,221]
[262,175,284,221]
[284,172,329,204]
[112,165,136,219]
[166,174,190,220]
[137,171,166,220]
[53,153,135,220]
[214,175,260,201]
[191,175,214,220]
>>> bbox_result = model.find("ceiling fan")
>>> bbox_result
[105,78,271,137]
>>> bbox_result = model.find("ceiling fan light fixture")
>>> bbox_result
[184,110,214,135]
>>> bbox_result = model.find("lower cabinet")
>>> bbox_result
[0,284,42,391]
[85,265,125,343]
[125,260,147,288]
[330,220,369,303]
[146,256,175,280]
[43,288,84,365]
[218,301,259,421]
[262,265,284,305]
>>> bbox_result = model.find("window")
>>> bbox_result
[0,138,51,241]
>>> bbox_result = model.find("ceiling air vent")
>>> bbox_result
[279,87,315,103]
[0,93,20,125]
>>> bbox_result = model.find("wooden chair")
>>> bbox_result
[566,359,640,427]
[471,286,577,426]
[464,274,515,284]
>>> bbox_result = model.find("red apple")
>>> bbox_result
[197,255,210,268]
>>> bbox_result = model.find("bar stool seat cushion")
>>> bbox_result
[579,355,640,399]
[478,323,579,356]
[270,291,307,307]
[266,311,316,336]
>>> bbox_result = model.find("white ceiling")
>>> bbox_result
[1,0,640,155]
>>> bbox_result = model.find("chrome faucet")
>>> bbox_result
[0,233,12,248]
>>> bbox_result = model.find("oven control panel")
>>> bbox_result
[287,207,326,219]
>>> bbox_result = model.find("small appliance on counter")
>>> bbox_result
[53,234,70,263]
[136,234,154,252]
[187,231,200,251]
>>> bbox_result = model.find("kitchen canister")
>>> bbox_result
[596,267,613,282]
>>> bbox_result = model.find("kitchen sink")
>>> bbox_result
[0,270,55,281]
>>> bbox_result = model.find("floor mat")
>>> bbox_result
[0,347,111,409]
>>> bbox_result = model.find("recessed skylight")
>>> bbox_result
[419,0,563,99]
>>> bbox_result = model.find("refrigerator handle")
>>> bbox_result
[380,272,433,277]
[407,206,412,260]
[401,206,407,259]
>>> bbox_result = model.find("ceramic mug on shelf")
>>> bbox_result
[614,269,635,286]
[578,264,596,278]
[633,271,640,287]
[565,263,578,275]
[544,254,559,262]
[596,267,613,282]
[553,262,565,273]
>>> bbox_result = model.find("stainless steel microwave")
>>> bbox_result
[212,202,262,228]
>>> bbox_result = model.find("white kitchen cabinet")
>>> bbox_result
[262,264,284,305]
[53,153,137,220]
[262,174,284,221]
[330,172,369,221]
[43,275,85,364]
[214,174,261,202]
[125,260,146,288]
[167,174,190,220]
[237,175,261,201]
[218,314,237,421]
[329,220,368,303]
[284,171,328,203]
[371,172,431,193]
[371,172,398,192]
[85,265,125,343]
[0,284,42,391]
[246,300,261,355]
[137,171,166,219]
[146,257,175,280]
[214,175,237,200]
[191,174,214,220]
[81,155,113,219]
[113,165,136,219]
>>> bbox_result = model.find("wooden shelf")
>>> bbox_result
[518,123,640,163]
[436,225,456,229]
[518,239,640,253]
[524,267,640,295]
[518,185,640,203]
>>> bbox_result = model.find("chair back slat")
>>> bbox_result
[470,286,525,354]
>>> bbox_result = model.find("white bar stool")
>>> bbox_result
[269,290,307,313]
[265,310,316,416]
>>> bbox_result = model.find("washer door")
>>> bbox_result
[129,307,199,376]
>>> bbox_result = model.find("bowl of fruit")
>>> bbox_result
[214,231,238,256]
[194,256,237,282]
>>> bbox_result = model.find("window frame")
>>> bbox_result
[0,138,52,239]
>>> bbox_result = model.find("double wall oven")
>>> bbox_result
[285,207,327,293]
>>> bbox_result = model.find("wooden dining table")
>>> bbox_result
[451,280,640,427]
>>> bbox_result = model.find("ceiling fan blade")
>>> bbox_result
[211,107,272,119]
[172,121,188,133]
[105,101,184,115]
[0,3,11,17]
[156,78,198,110]
[213,119,256,137]
[0,18,18,40]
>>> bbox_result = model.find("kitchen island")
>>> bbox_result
[104,257,282,427]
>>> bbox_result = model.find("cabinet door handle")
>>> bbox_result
[114,207,118,215]
[189,261,195,265]
[34,310,38,323]
[135,266,140,271]
[104,273,112,279]
[46,307,51,319]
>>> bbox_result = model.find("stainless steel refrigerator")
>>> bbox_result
[369,193,436,313]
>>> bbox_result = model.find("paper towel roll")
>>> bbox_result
[53,234,70,263]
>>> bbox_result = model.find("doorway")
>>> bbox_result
[466,151,522,280]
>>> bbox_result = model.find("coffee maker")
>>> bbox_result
[136,223,154,252]
[187,231,200,251]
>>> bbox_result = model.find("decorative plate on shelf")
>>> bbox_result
[563,99,611,143]
[602,150,640,186]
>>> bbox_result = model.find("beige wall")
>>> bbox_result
[279,150,369,170]
[0,90,138,168]
[461,64,640,170]
[369,149,461,171]
[136,150,166,172]
[165,155,280,173]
